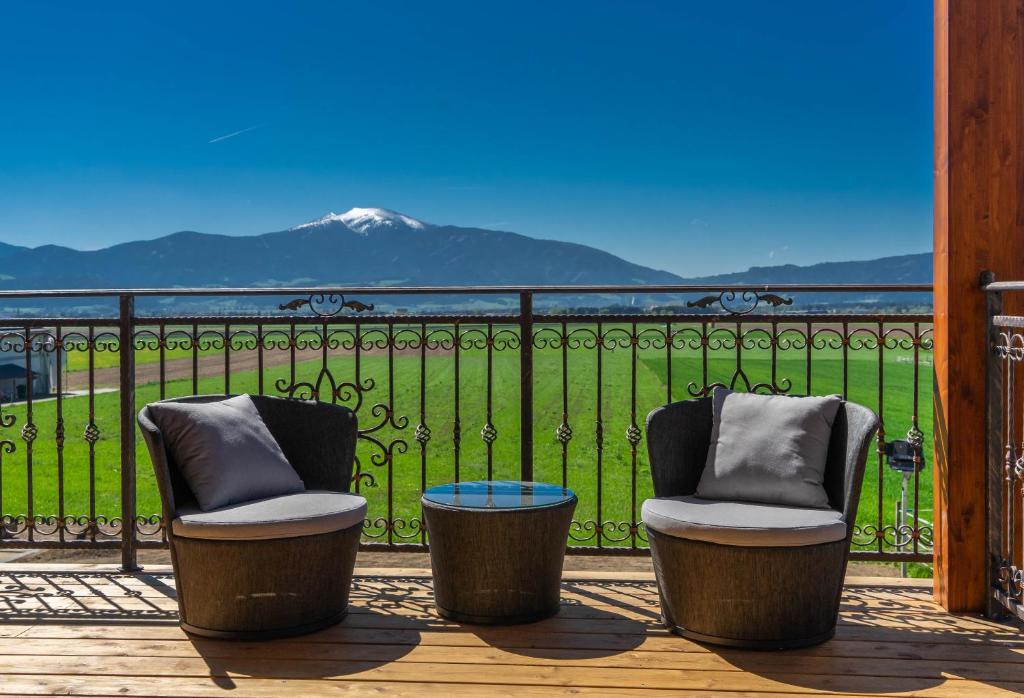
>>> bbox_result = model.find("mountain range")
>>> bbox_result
[0,207,931,312]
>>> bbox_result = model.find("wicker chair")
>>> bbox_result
[138,395,365,640]
[643,397,879,649]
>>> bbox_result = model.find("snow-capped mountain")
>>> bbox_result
[0,208,683,295]
[290,207,430,234]
[0,207,930,314]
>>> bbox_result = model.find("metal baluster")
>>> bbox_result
[23,325,34,543]
[559,320,570,489]
[1017,340,1024,593]
[87,327,97,542]
[55,325,65,543]
[158,322,165,400]
[628,321,639,549]
[453,321,461,483]
[353,320,363,493]
[484,323,495,480]
[876,321,886,555]
[223,323,231,394]
[734,320,743,390]
[911,321,921,555]
[289,323,296,394]
[418,321,428,546]
[701,321,709,395]
[118,295,138,571]
[257,324,264,395]
[191,319,198,395]
[1006,338,1015,589]
[321,321,329,393]
[769,320,779,392]
[841,320,849,399]
[805,321,813,395]
[386,322,395,546]
[520,291,534,482]
[665,320,673,402]
[596,320,604,548]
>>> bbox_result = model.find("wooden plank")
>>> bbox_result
[933,0,1024,612]
[0,675,865,698]
[0,576,950,613]
[6,631,1024,664]
[5,568,1023,698]
[3,637,1024,683]
[0,655,1018,697]
[10,604,1012,641]
[844,577,932,589]
[9,620,1019,653]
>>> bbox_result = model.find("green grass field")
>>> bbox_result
[1,325,933,574]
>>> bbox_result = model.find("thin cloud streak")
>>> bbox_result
[208,124,264,144]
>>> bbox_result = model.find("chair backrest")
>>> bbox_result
[646,396,879,525]
[138,395,358,517]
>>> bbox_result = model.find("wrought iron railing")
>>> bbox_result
[0,284,933,569]
[985,275,1024,619]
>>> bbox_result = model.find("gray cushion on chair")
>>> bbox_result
[172,490,367,540]
[696,388,841,508]
[642,495,846,547]
[147,394,305,511]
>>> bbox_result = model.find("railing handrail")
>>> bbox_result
[983,280,1024,293]
[0,283,933,299]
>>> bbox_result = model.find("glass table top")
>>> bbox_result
[422,480,576,510]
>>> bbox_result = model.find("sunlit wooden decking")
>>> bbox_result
[1,564,1022,697]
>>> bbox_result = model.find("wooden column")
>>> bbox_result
[934,0,1024,611]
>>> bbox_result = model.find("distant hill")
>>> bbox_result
[677,253,932,311]
[685,253,930,287]
[0,207,931,313]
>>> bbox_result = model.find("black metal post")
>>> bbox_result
[119,294,139,571]
[983,271,1005,618]
[520,291,534,482]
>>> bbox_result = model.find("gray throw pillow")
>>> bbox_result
[147,395,304,511]
[695,388,841,508]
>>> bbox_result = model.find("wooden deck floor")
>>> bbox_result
[1,564,1022,697]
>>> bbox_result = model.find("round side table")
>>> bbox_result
[421,480,577,624]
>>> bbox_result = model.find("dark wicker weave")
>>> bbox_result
[422,494,577,624]
[138,394,362,640]
[645,397,879,649]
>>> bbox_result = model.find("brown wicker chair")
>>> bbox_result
[643,397,879,649]
[138,395,365,640]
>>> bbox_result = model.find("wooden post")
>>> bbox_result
[934,0,1024,611]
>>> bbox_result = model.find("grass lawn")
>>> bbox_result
[1,324,933,570]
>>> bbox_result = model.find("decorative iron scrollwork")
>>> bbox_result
[687,290,793,315]
[906,424,924,448]
[278,293,375,316]
[625,423,642,447]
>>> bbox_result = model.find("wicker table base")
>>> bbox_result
[422,482,576,625]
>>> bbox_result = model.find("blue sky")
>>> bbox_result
[0,1,931,277]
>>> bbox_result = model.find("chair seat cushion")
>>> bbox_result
[641,495,846,547]
[172,490,367,541]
